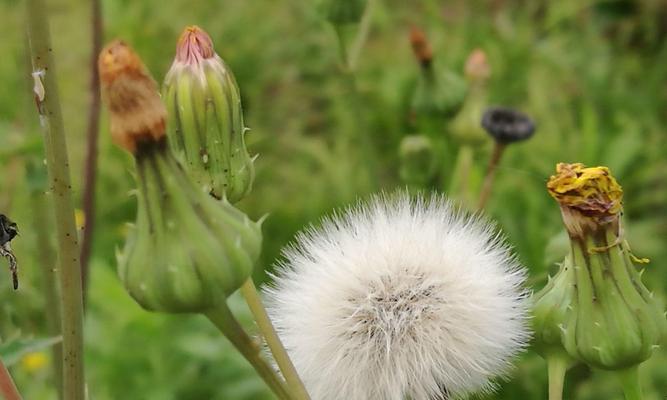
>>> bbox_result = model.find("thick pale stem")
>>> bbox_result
[0,359,22,400]
[477,142,505,210]
[25,1,86,399]
[240,279,311,400]
[547,355,567,400]
[205,304,293,400]
[29,184,64,400]
[619,367,643,400]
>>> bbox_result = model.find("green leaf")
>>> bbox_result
[0,336,61,366]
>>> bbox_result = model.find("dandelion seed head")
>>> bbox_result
[265,193,530,400]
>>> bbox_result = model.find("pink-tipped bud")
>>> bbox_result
[464,48,490,83]
[175,25,216,65]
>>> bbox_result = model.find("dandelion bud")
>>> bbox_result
[118,144,262,313]
[100,41,262,313]
[317,0,367,25]
[398,134,436,187]
[545,163,666,370]
[163,26,254,203]
[266,193,529,399]
[409,26,433,68]
[410,28,467,125]
[531,256,576,360]
[449,49,491,146]
[99,40,167,153]
[464,48,491,84]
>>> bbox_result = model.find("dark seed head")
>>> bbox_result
[481,107,535,144]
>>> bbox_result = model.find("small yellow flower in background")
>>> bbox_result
[74,209,86,231]
[21,351,48,373]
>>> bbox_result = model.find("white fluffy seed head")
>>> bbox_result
[264,193,530,400]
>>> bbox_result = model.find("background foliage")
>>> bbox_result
[0,0,666,398]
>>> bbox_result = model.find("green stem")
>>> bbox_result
[334,25,349,70]
[348,0,375,71]
[448,145,474,203]
[0,359,22,400]
[28,165,64,400]
[79,0,104,305]
[205,304,293,400]
[240,279,310,400]
[618,366,643,400]
[477,142,505,210]
[547,355,567,400]
[25,1,85,399]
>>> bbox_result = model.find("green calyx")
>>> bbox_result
[562,230,665,370]
[531,257,576,361]
[117,141,262,313]
[412,65,467,124]
[164,27,254,203]
[542,163,667,371]
[317,0,367,25]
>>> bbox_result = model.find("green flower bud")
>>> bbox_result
[119,141,262,313]
[164,26,254,203]
[409,27,467,124]
[546,163,666,370]
[100,40,261,313]
[532,258,576,360]
[449,49,490,147]
[317,0,367,25]
[398,134,436,187]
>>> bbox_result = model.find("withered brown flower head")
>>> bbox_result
[409,26,433,68]
[175,26,216,64]
[99,40,166,153]
[547,163,623,238]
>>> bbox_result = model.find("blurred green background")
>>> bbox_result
[1,0,666,398]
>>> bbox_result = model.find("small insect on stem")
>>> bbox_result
[0,215,19,290]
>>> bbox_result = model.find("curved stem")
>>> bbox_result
[205,304,293,400]
[477,142,505,210]
[348,0,375,71]
[240,279,310,400]
[0,359,22,400]
[547,355,567,400]
[26,1,85,399]
[334,25,349,70]
[618,366,643,400]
